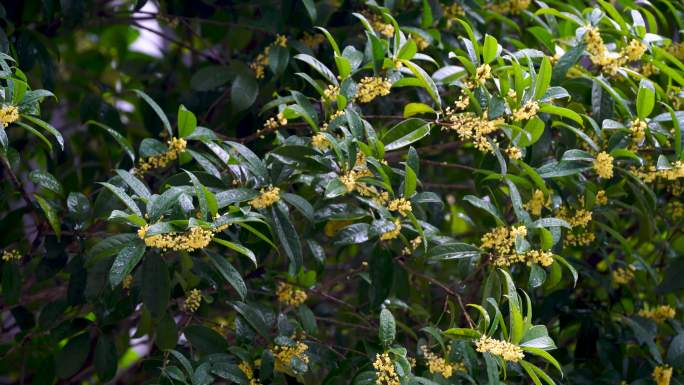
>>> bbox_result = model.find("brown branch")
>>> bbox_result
[1,156,44,247]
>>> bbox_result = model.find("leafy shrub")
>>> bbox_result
[1,1,684,384]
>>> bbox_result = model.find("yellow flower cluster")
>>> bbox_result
[475,336,524,362]
[312,133,331,150]
[505,146,522,160]
[264,112,288,131]
[301,32,325,49]
[623,39,647,61]
[276,282,308,307]
[366,13,394,38]
[487,0,531,14]
[239,362,262,385]
[413,34,429,50]
[511,101,539,121]
[321,110,344,131]
[667,201,684,220]
[421,346,465,378]
[1,249,21,262]
[525,189,550,216]
[632,161,684,183]
[669,42,684,60]
[138,224,220,252]
[273,341,309,374]
[388,198,412,217]
[373,353,401,385]
[249,186,281,209]
[250,35,288,79]
[613,265,635,285]
[584,27,647,76]
[339,155,374,192]
[356,77,392,103]
[475,64,492,84]
[442,111,503,153]
[557,206,593,227]
[402,236,422,255]
[122,274,133,289]
[443,3,465,29]
[653,365,673,385]
[0,105,19,127]
[593,151,614,179]
[380,218,402,241]
[323,84,340,102]
[630,118,647,144]
[480,225,550,266]
[136,137,187,174]
[596,190,608,205]
[454,94,470,110]
[639,305,676,323]
[183,288,202,313]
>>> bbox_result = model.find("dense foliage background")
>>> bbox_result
[2,0,684,384]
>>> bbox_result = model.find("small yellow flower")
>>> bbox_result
[593,152,614,179]
[373,353,401,385]
[421,346,466,378]
[273,340,309,374]
[366,13,394,38]
[301,32,326,49]
[183,289,202,312]
[595,190,608,206]
[122,274,133,290]
[249,186,281,209]
[653,365,673,385]
[612,265,635,285]
[0,105,19,127]
[475,336,524,362]
[380,218,402,241]
[1,249,21,262]
[511,101,539,121]
[388,198,412,217]
[622,39,646,61]
[525,189,549,216]
[239,362,262,385]
[275,34,288,47]
[135,137,187,175]
[356,77,392,103]
[441,110,503,153]
[312,133,331,150]
[630,118,647,144]
[138,226,214,252]
[475,64,491,84]
[276,282,308,307]
[505,146,522,160]
[639,305,676,323]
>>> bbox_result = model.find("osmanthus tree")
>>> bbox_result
[2,1,684,385]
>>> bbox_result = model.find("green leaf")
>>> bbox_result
[636,79,655,119]
[301,0,317,22]
[294,54,338,85]
[400,60,442,109]
[379,308,396,346]
[94,335,118,382]
[29,169,63,196]
[177,104,197,138]
[132,89,173,137]
[86,120,135,162]
[56,333,91,379]
[404,165,417,197]
[382,118,431,151]
[534,57,552,99]
[482,34,499,64]
[185,325,229,355]
[34,194,61,239]
[142,254,170,319]
[270,204,303,273]
[403,103,435,117]
[443,328,481,339]
[539,103,583,125]
[99,182,142,216]
[108,239,145,287]
[21,115,64,150]
[208,252,247,300]
[190,65,233,91]
[115,169,151,201]
[429,243,481,260]
[231,73,259,112]
[156,313,179,350]
[668,333,684,368]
